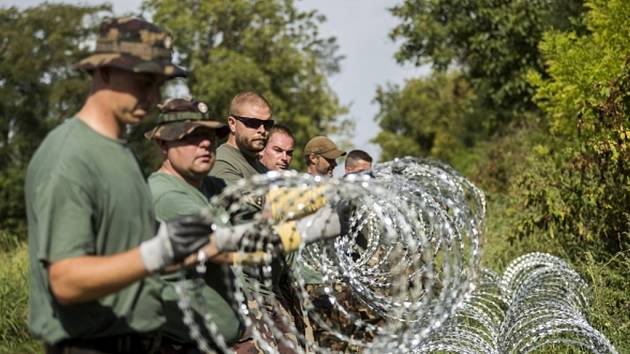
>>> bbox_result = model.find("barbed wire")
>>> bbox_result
[174,157,617,354]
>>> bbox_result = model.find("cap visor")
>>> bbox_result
[321,149,346,159]
[148,121,227,141]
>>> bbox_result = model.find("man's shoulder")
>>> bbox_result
[148,172,210,220]
[28,119,91,181]
[30,118,124,170]
[215,143,242,161]
[210,144,244,181]
[148,172,194,199]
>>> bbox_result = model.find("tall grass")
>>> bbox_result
[0,242,40,354]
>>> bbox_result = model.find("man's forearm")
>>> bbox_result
[48,248,147,305]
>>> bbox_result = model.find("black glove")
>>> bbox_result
[165,214,214,262]
[140,214,213,273]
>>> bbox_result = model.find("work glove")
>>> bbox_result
[286,202,345,248]
[140,214,213,273]
[214,202,350,256]
[265,185,328,222]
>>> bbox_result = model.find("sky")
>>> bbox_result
[6,0,428,161]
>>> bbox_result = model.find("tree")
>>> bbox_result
[389,0,586,131]
[0,4,108,237]
[372,71,479,165]
[142,0,349,169]
[518,0,630,253]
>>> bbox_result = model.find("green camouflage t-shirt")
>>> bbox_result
[25,118,164,344]
[148,172,241,344]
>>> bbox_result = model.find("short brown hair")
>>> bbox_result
[229,91,272,117]
[268,124,295,142]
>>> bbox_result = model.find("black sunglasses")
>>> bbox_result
[231,114,275,130]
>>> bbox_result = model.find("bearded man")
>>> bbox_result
[209,91,273,184]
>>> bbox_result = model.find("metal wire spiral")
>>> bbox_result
[174,157,617,354]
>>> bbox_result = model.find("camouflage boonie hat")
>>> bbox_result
[145,98,228,141]
[77,17,187,78]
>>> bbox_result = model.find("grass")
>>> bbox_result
[480,192,630,353]
[0,242,40,354]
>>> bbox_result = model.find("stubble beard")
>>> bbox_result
[237,134,266,157]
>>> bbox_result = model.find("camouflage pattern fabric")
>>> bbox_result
[77,17,186,78]
[305,283,384,353]
[145,98,228,141]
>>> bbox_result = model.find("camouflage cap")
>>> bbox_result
[77,17,187,78]
[304,136,346,159]
[145,98,228,141]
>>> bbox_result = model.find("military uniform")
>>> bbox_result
[27,118,164,346]
[26,17,187,354]
[149,172,242,349]
[210,125,306,354]
[210,143,268,186]
[146,98,262,354]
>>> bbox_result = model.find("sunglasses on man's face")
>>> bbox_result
[231,115,275,130]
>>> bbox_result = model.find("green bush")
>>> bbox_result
[473,125,630,353]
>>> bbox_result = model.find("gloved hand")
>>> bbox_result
[140,214,213,273]
[265,185,328,222]
[274,202,350,252]
[213,201,351,256]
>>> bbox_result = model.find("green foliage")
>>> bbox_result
[521,0,630,253]
[142,0,349,170]
[0,3,109,237]
[0,4,108,165]
[384,0,630,350]
[389,0,586,129]
[0,165,26,239]
[471,1,630,349]
[0,243,39,354]
[372,71,480,165]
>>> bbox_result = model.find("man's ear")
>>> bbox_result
[308,153,318,164]
[227,116,237,133]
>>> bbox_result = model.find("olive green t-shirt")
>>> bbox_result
[25,118,164,344]
[148,172,241,344]
[210,143,267,186]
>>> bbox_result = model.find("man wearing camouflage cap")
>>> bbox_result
[147,98,350,353]
[25,17,213,354]
[304,136,346,177]
[146,98,246,353]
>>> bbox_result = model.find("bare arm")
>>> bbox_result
[48,248,147,305]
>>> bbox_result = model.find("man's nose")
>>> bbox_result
[198,137,212,148]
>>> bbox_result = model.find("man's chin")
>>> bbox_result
[251,140,267,150]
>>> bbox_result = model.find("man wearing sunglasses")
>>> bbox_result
[210,92,309,353]
[209,91,273,186]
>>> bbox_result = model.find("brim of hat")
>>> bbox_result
[76,53,188,79]
[320,148,346,159]
[145,121,229,141]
